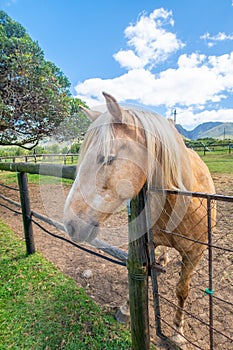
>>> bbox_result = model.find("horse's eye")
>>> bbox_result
[106,155,116,165]
[97,154,116,165]
[97,155,105,164]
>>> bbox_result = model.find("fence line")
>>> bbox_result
[31,210,128,264]
[0,144,232,164]
[31,218,126,267]
[0,201,22,215]
[0,185,127,265]
[0,193,21,208]
[0,161,76,179]
[151,187,233,202]
[0,183,20,191]
[185,142,232,155]
[0,162,232,350]
[0,153,79,164]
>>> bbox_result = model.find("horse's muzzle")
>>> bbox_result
[64,219,99,243]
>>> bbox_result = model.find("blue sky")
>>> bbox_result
[1,0,233,129]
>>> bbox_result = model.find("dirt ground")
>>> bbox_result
[0,173,232,350]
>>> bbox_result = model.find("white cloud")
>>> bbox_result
[177,53,206,68]
[113,8,184,70]
[76,52,233,108]
[113,50,143,70]
[201,32,233,47]
[175,108,233,130]
[75,8,233,128]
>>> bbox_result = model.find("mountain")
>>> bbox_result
[175,124,191,139]
[199,123,233,139]
[176,122,233,140]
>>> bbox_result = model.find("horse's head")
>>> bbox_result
[63,93,147,243]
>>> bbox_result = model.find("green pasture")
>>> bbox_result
[0,220,131,350]
[0,171,73,186]
[200,153,233,174]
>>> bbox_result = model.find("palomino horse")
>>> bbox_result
[64,92,216,346]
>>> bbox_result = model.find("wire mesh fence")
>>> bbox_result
[148,190,233,350]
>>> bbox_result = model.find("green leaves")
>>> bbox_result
[54,97,91,142]
[0,11,71,148]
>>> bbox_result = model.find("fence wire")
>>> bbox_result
[0,183,19,191]
[0,202,22,215]
[0,179,232,350]
[30,217,126,267]
[0,183,127,267]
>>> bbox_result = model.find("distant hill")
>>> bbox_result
[176,122,233,140]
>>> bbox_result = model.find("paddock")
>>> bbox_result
[0,164,232,350]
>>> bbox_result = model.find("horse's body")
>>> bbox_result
[64,93,216,346]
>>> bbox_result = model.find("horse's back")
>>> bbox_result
[187,148,215,194]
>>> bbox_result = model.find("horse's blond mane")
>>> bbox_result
[78,107,189,191]
[127,108,188,190]
[77,112,115,166]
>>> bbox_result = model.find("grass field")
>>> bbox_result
[0,171,73,186]
[0,220,131,350]
[200,153,233,174]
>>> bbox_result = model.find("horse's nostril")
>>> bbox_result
[92,220,99,228]
[64,219,99,243]
[65,221,75,237]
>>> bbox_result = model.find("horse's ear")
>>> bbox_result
[103,92,122,123]
[79,105,101,121]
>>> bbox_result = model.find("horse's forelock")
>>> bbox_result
[77,112,116,167]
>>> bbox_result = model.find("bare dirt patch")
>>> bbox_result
[0,174,232,349]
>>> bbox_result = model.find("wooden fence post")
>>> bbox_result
[17,172,35,255]
[127,187,150,350]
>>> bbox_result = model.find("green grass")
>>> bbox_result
[0,220,131,350]
[0,171,18,185]
[0,171,73,186]
[200,153,233,174]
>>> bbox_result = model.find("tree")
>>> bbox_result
[0,11,71,148]
[54,97,91,143]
